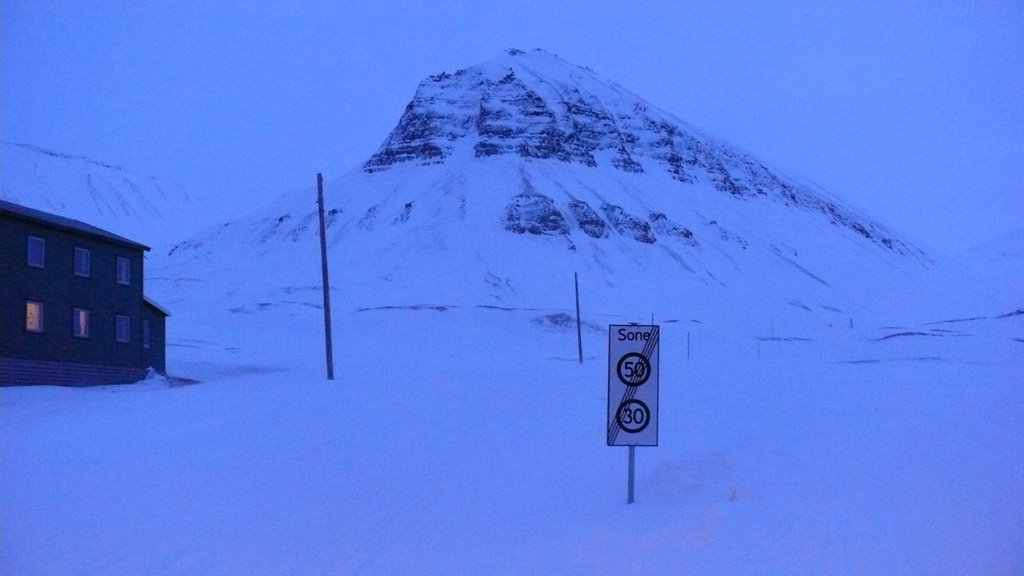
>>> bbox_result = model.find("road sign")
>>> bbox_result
[607,324,659,446]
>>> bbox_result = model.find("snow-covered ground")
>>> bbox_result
[2,259,1021,574]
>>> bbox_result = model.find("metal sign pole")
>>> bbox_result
[627,445,636,504]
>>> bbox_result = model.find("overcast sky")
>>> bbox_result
[3,1,1022,253]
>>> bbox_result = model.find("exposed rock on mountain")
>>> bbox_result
[362,49,919,259]
[503,192,568,236]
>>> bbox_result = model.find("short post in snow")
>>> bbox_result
[607,323,660,504]
[317,173,335,380]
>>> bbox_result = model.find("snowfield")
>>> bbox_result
[3,293,1022,575]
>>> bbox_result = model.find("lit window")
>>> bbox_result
[26,301,44,332]
[116,315,130,343]
[73,308,90,338]
[74,248,91,277]
[28,236,45,268]
[143,320,151,349]
[117,257,131,285]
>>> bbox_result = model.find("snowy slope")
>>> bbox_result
[0,141,206,249]
[2,50,1021,575]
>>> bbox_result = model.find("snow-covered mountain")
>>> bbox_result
[0,141,204,249]
[151,48,945,362]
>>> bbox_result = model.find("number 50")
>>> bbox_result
[616,353,651,386]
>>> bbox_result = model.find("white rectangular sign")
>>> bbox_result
[607,324,659,446]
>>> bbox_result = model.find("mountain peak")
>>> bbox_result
[364,48,647,173]
[360,50,922,260]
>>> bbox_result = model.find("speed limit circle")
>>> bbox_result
[616,352,651,386]
[615,399,651,433]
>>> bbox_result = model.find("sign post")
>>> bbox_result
[607,324,659,503]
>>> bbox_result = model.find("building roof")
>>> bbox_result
[143,296,172,317]
[0,199,150,251]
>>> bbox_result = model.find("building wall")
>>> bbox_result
[142,303,167,374]
[0,357,144,387]
[1,213,151,385]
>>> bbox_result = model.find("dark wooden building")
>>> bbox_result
[1,199,169,386]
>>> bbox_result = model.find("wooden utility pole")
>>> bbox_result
[575,272,583,364]
[317,173,335,380]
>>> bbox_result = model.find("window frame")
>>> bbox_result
[115,314,131,343]
[116,257,132,286]
[25,300,44,333]
[72,308,90,338]
[27,236,45,268]
[143,319,151,349]
[73,247,91,278]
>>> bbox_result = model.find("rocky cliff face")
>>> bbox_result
[362,49,919,258]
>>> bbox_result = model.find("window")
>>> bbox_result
[73,308,90,338]
[74,247,91,277]
[28,236,45,268]
[143,320,151,349]
[26,301,44,332]
[117,257,131,285]
[116,315,131,343]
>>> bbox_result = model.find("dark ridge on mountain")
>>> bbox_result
[3,141,123,170]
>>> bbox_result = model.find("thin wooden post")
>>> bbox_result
[317,173,335,380]
[574,272,583,364]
